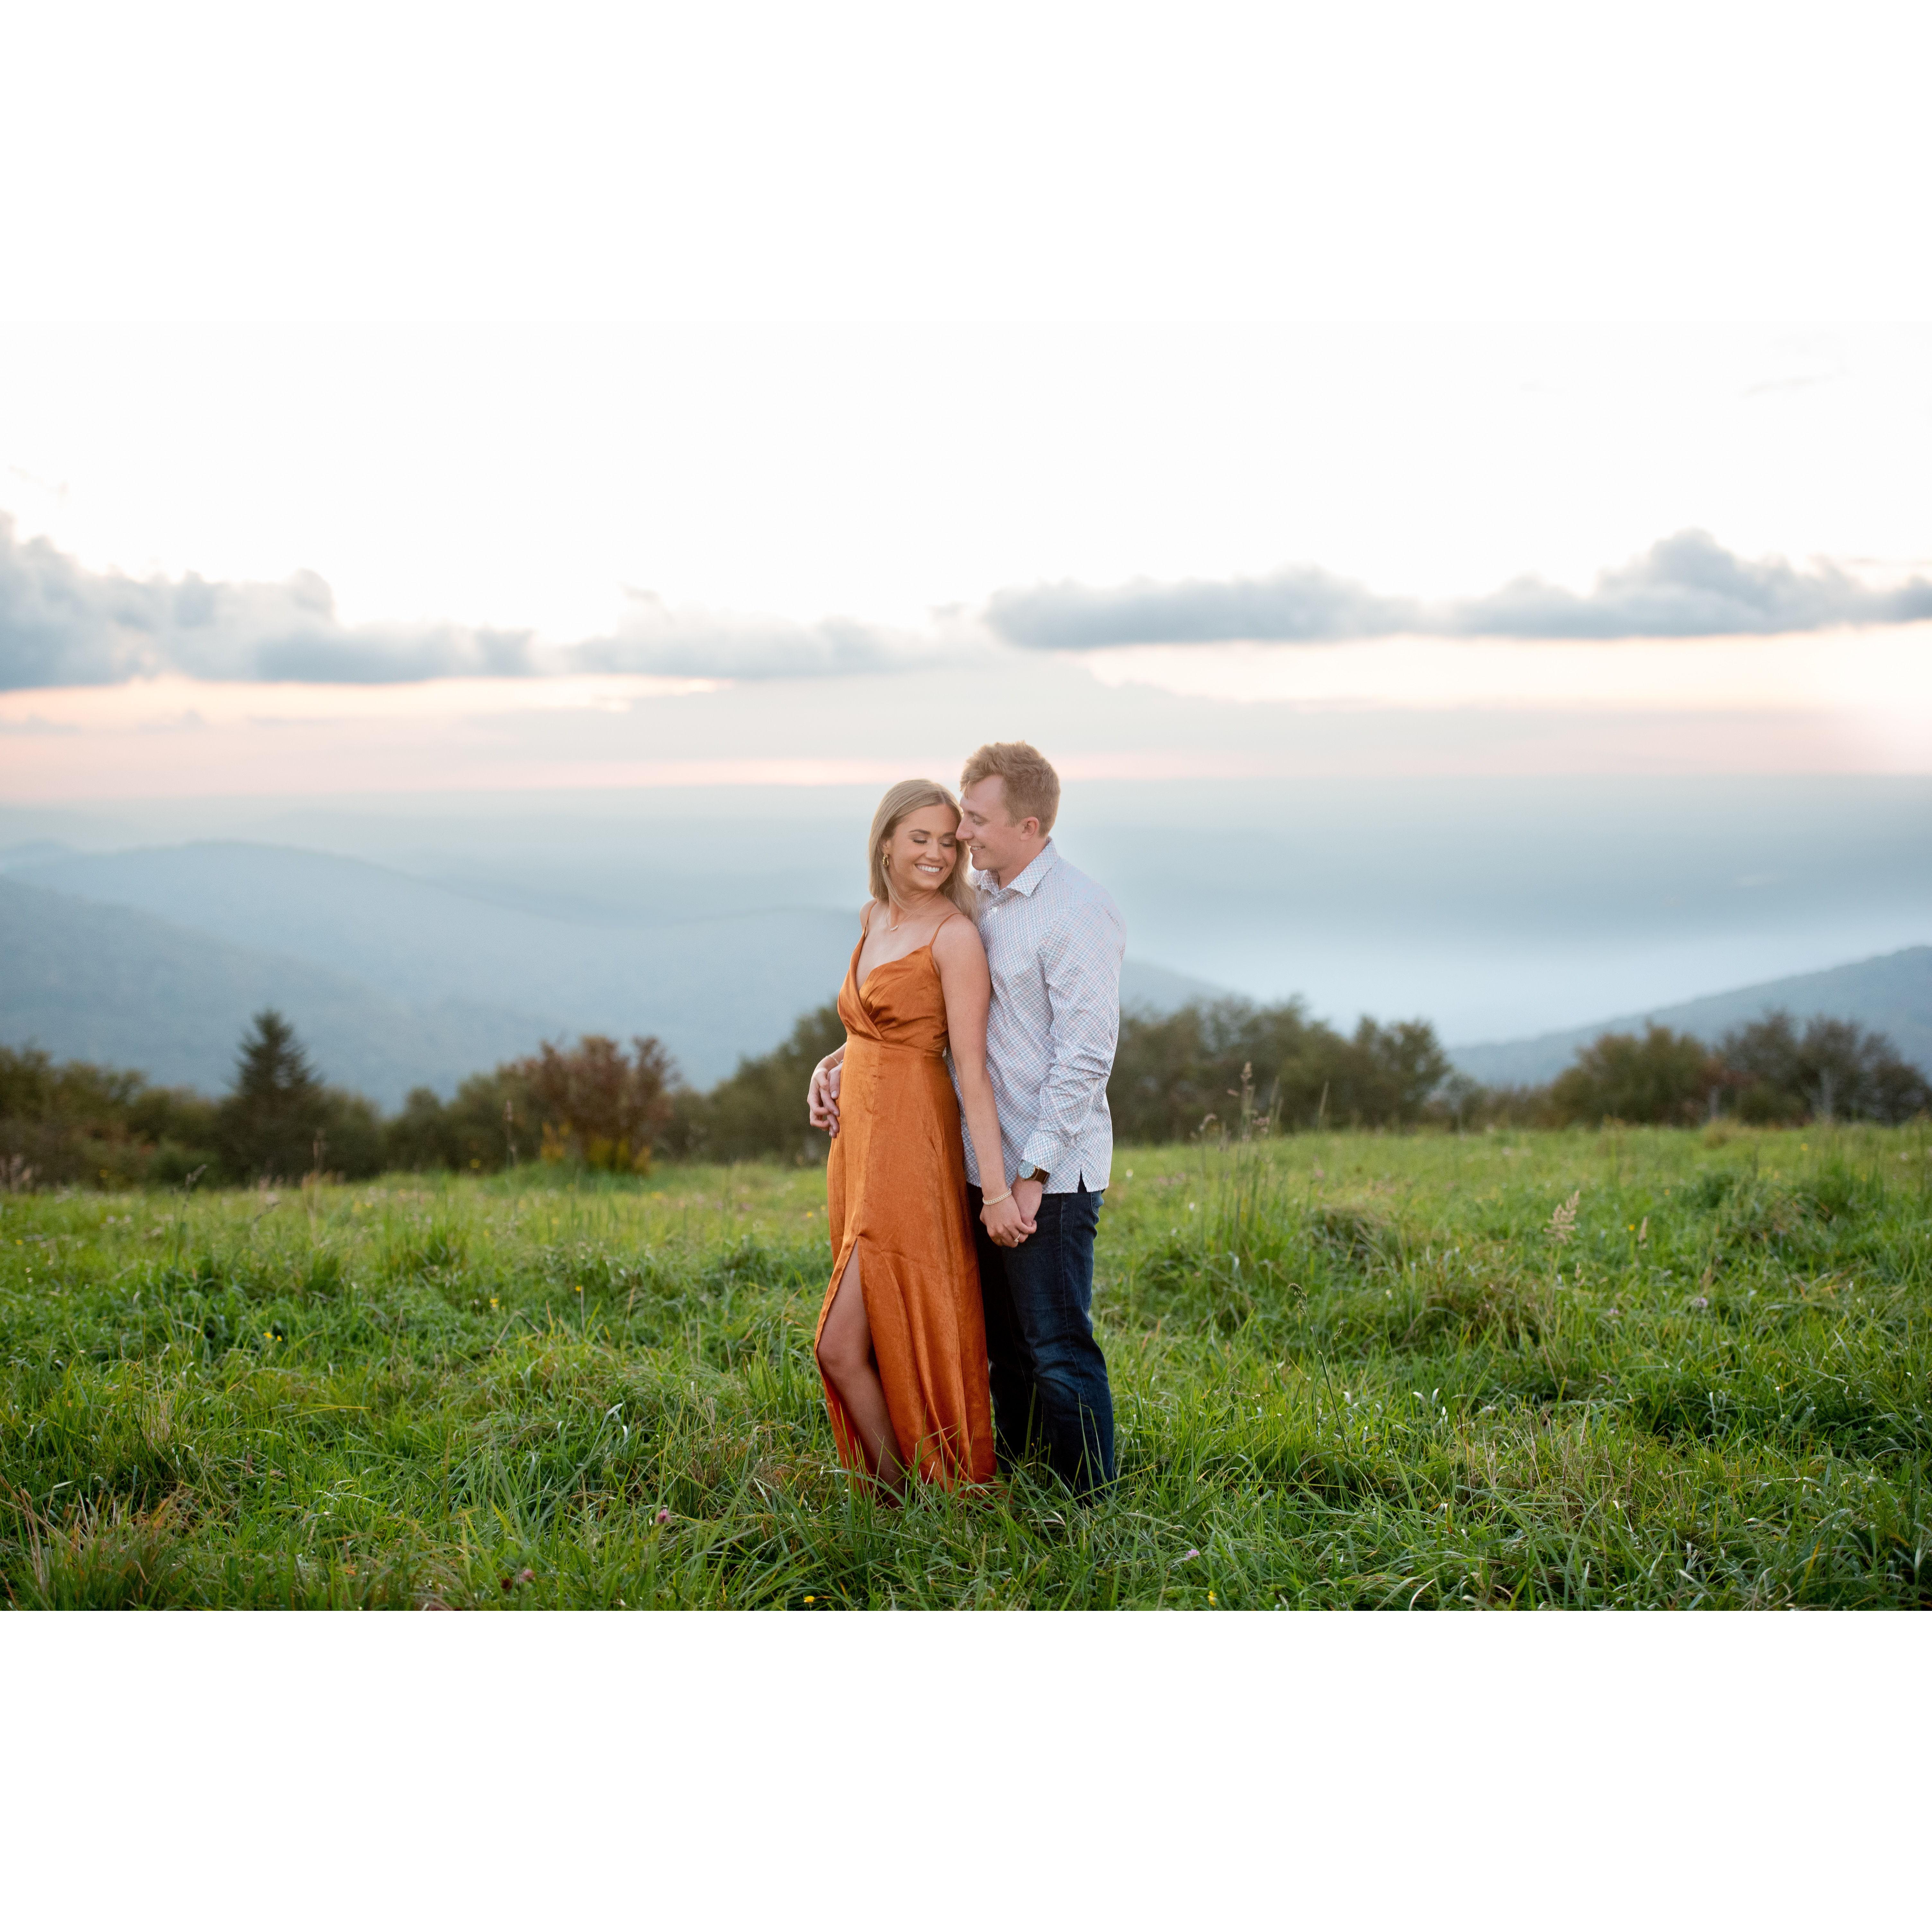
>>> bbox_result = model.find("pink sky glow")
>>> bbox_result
[2,629,1927,802]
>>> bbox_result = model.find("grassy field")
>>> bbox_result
[3,1123,1928,1609]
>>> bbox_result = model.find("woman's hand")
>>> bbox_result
[980,1190,1034,1248]
[807,1056,843,1136]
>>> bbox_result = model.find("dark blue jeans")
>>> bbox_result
[969,1183,1115,1497]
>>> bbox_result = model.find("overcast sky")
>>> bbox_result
[3,4,1930,797]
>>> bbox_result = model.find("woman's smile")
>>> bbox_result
[885,806,961,893]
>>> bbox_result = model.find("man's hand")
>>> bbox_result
[807,1056,842,1136]
[980,1190,1033,1248]
[1013,1175,1045,1229]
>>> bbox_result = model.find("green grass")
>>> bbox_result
[3,1122,1929,1609]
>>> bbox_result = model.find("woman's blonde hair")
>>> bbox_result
[867,779,975,915]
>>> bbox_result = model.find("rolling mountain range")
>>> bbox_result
[6,773,1928,1055]
[0,843,1221,1104]
[3,825,1926,1109]
[0,875,546,1105]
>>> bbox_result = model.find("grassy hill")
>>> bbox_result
[1450,945,1932,1086]
[4,1126,1926,1609]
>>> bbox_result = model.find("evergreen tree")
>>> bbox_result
[233,1009,317,1101]
[217,1009,328,1180]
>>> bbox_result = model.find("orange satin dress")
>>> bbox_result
[815,925,996,1489]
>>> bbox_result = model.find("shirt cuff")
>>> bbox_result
[1021,1135,1066,1177]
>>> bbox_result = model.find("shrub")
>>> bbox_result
[1546,1024,1720,1127]
[0,1044,221,1187]
[1720,1010,1931,1125]
[385,1067,535,1174]
[522,1034,676,1174]
[380,1036,676,1175]
[1107,998,1451,1140]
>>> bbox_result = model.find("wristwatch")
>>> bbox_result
[1018,1162,1046,1182]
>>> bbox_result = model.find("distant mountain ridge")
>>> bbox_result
[9,834,1922,1102]
[0,876,551,1105]
[1448,946,1932,1087]
[0,844,1224,1102]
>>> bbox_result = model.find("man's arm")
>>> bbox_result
[1019,900,1125,1187]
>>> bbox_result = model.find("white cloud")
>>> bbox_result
[562,589,949,680]
[0,516,968,690]
[0,514,536,689]
[11,513,1930,698]
[988,532,1932,650]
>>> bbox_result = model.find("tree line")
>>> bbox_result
[1475,1009,1931,1130]
[2,994,1925,1190]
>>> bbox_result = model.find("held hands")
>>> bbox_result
[980,1179,1039,1249]
[807,1056,842,1136]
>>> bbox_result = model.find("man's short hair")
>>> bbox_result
[960,741,1060,835]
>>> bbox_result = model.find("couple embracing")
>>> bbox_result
[806,741,1124,1501]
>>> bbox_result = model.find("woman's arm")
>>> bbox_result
[808,906,871,1133]
[934,918,1032,1247]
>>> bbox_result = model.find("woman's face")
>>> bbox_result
[883,804,962,896]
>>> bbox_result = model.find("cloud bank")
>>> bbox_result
[0,516,944,689]
[987,531,1932,650]
[9,517,1931,692]
[0,514,537,688]
[562,588,925,680]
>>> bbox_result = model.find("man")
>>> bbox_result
[953,741,1126,1497]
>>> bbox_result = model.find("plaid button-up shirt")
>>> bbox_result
[953,839,1126,1196]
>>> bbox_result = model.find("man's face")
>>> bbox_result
[959,775,1040,879]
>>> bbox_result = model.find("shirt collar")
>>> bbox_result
[976,839,1058,900]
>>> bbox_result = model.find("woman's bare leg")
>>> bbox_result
[816,1249,908,1496]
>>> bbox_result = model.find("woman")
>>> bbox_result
[806,779,1029,1494]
